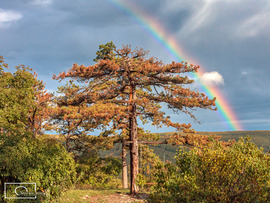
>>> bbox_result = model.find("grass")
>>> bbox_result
[51,189,130,203]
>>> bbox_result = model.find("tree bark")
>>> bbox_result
[129,84,139,195]
[122,139,128,189]
[66,136,70,152]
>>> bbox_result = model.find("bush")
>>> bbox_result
[150,137,270,202]
[0,136,76,200]
[76,151,122,189]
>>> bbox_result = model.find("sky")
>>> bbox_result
[0,0,269,132]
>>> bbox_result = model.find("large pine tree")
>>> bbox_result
[53,43,216,194]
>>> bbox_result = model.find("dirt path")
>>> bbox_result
[81,193,149,203]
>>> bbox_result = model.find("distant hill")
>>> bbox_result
[100,130,270,163]
[198,130,270,152]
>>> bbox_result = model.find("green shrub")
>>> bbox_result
[150,137,270,202]
[76,151,122,189]
[0,136,76,201]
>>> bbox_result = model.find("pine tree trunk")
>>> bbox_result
[66,137,70,152]
[129,84,139,195]
[122,139,128,189]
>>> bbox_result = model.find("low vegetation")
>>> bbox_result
[0,135,76,201]
[150,137,270,202]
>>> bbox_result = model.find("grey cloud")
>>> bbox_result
[0,0,269,131]
[51,1,134,28]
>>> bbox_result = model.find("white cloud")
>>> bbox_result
[172,0,269,41]
[236,11,270,38]
[200,71,224,86]
[0,9,22,28]
[180,0,214,34]
[175,0,227,36]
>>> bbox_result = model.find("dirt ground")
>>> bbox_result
[81,192,149,203]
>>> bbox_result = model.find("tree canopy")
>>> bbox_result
[0,56,51,137]
[53,43,216,134]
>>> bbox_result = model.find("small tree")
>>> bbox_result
[0,56,51,138]
[53,43,216,194]
[0,57,76,200]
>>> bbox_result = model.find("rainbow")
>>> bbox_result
[109,0,243,131]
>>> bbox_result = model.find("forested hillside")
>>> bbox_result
[100,130,270,163]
